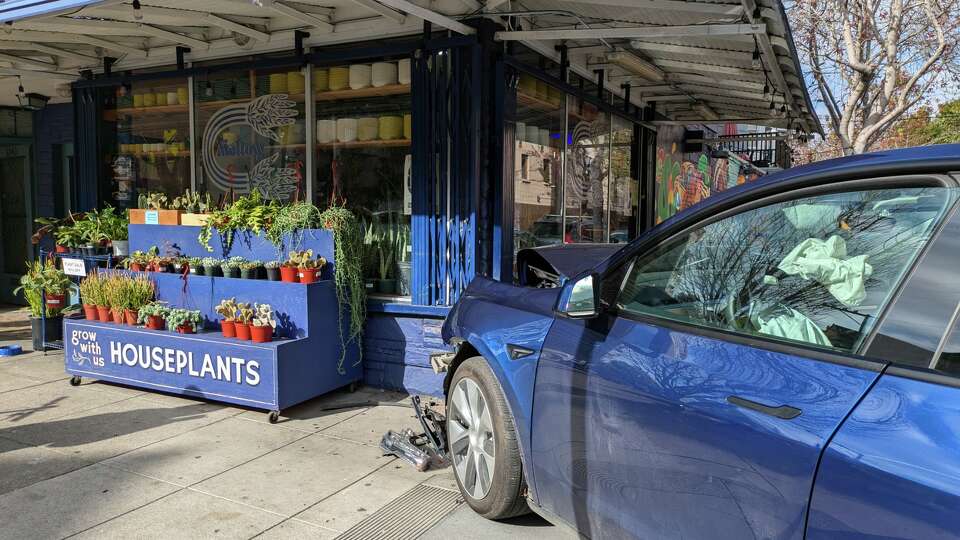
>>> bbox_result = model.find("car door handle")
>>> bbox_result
[727,395,802,420]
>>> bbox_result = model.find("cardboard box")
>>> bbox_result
[179,213,210,227]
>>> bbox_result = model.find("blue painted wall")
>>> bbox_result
[363,313,450,396]
[34,103,73,218]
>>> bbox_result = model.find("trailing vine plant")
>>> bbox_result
[267,201,321,256]
[318,203,366,375]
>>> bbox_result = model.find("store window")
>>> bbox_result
[512,72,565,252]
[610,116,636,243]
[194,66,308,205]
[565,101,610,243]
[108,76,191,207]
[311,58,413,297]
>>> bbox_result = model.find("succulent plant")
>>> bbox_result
[236,302,254,324]
[215,297,237,321]
[253,303,276,328]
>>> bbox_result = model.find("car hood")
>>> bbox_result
[517,243,621,286]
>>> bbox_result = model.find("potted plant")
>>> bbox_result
[105,273,127,324]
[78,272,104,320]
[53,223,84,254]
[264,260,281,281]
[215,297,238,337]
[166,308,203,334]
[131,192,181,225]
[188,257,203,275]
[234,303,253,340]
[202,257,221,277]
[239,260,261,279]
[220,259,241,279]
[125,250,147,271]
[171,256,189,274]
[138,302,169,330]
[279,255,299,283]
[124,274,154,325]
[172,190,212,227]
[395,223,411,295]
[376,233,396,294]
[101,206,130,256]
[13,259,71,351]
[250,303,276,343]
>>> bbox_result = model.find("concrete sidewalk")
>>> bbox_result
[0,335,567,539]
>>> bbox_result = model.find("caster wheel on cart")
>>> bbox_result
[268,411,280,424]
[69,376,81,387]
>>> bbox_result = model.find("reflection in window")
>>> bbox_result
[618,187,956,353]
[512,72,564,252]
[565,103,610,244]
[610,116,636,244]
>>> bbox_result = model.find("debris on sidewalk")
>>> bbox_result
[380,396,449,472]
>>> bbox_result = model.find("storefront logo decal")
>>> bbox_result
[202,94,298,200]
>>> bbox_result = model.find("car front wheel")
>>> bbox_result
[447,356,529,519]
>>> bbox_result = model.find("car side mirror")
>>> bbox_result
[557,273,600,319]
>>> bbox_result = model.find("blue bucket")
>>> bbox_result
[0,344,23,357]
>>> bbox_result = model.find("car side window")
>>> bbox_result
[931,317,960,375]
[617,186,957,354]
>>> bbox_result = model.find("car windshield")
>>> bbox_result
[619,186,959,353]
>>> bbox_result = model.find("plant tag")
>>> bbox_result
[144,210,159,224]
[62,258,86,277]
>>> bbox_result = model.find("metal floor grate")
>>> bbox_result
[336,483,462,540]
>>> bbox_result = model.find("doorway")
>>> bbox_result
[0,144,33,304]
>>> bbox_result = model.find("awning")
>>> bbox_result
[0,0,821,135]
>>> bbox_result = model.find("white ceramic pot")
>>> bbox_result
[372,62,398,87]
[540,127,551,146]
[336,118,358,142]
[166,92,179,105]
[349,64,372,90]
[526,125,540,144]
[516,122,526,142]
[317,120,336,143]
[357,117,379,141]
[112,240,129,257]
[398,58,411,85]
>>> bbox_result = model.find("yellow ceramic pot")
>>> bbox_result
[156,92,167,106]
[143,93,156,107]
[329,67,349,91]
[379,115,402,140]
[133,93,144,107]
[313,69,329,92]
[177,87,189,104]
[287,71,305,94]
[403,114,412,140]
[357,117,379,141]
[269,73,287,94]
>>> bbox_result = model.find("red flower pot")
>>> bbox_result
[45,293,65,310]
[124,308,137,325]
[250,325,273,343]
[111,309,123,324]
[279,265,299,283]
[96,305,111,322]
[82,304,98,320]
[299,268,319,284]
[234,323,252,340]
[221,320,236,338]
[146,315,165,330]
[130,262,144,272]
[55,244,69,254]
[176,324,195,334]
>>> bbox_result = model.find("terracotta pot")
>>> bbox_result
[96,305,111,322]
[146,315,165,330]
[124,308,137,325]
[279,265,299,283]
[45,293,66,310]
[111,309,124,324]
[250,325,273,343]
[234,323,252,340]
[176,324,195,334]
[82,304,98,320]
[299,268,319,284]
[221,320,236,338]
[55,244,69,254]
[130,262,144,271]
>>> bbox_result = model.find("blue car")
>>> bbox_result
[441,145,960,539]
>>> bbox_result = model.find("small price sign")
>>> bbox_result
[61,258,86,277]
[144,210,159,225]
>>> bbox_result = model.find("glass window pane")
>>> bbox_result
[110,76,191,206]
[194,67,308,204]
[311,60,412,296]
[619,187,956,353]
[513,71,565,252]
[565,102,609,243]
[610,116,636,243]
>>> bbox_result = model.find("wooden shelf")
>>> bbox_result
[315,84,410,102]
[115,103,189,116]
[518,90,563,112]
[316,138,411,149]
[122,150,191,158]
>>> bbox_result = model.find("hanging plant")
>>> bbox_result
[318,204,366,375]
[266,201,322,255]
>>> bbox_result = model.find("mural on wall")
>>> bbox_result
[655,125,759,224]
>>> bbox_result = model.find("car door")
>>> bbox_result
[530,182,959,539]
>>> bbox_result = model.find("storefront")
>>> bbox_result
[1,0,820,396]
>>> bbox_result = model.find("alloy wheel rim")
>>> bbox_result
[449,377,496,499]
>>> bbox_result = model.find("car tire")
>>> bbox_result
[447,356,530,520]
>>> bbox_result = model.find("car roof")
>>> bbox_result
[659,144,960,230]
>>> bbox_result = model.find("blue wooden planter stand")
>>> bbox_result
[64,225,360,422]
